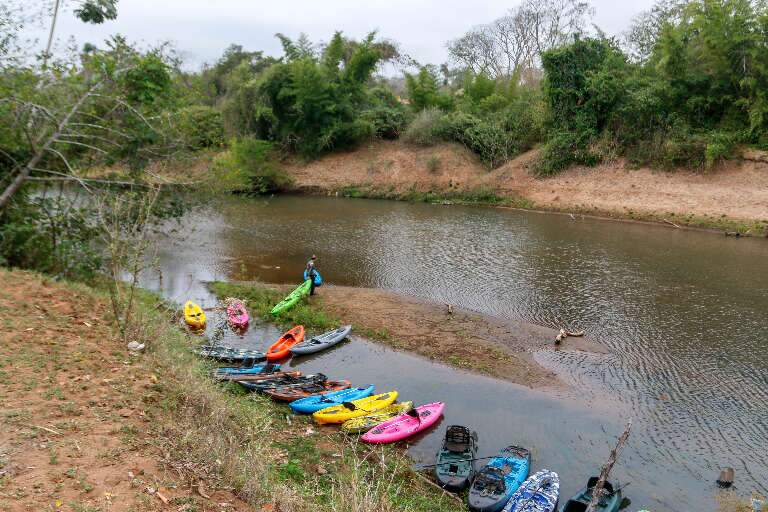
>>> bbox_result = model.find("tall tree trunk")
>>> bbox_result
[44,0,61,67]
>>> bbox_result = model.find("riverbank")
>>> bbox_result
[0,269,460,512]
[284,140,768,235]
[210,281,606,390]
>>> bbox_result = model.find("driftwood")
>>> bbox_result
[717,467,734,488]
[554,328,585,345]
[663,218,681,229]
[586,421,632,512]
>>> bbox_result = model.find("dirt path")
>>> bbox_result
[312,285,605,390]
[285,140,768,233]
[0,270,251,512]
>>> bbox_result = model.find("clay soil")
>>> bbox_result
[0,270,251,512]
[285,140,768,231]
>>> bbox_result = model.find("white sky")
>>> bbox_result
[44,0,657,69]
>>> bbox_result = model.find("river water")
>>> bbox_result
[143,195,767,511]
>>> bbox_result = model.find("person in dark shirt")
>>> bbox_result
[306,254,318,295]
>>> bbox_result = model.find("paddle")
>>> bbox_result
[412,454,501,470]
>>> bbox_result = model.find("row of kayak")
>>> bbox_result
[433,425,622,512]
[184,292,624,512]
[204,358,445,444]
[194,323,353,361]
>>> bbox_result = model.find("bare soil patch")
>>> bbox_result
[0,270,251,512]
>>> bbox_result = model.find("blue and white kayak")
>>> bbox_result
[213,362,280,377]
[502,469,560,512]
[468,446,531,512]
[303,270,323,286]
[290,385,375,414]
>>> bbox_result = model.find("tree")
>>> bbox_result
[44,0,119,66]
[447,0,592,79]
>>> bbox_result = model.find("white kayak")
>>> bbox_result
[289,325,352,355]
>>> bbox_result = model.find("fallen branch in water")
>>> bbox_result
[663,218,681,229]
[555,328,585,345]
[587,421,632,512]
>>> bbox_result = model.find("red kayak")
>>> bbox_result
[266,325,305,361]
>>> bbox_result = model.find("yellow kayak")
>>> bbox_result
[313,391,398,424]
[184,300,206,329]
[341,401,414,434]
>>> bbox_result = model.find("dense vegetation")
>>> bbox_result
[2,0,767,280]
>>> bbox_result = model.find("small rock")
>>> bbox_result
[127,341,145,352]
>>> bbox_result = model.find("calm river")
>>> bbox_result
[142,195,768,511]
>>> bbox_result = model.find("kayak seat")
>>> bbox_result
[444,425,472,452]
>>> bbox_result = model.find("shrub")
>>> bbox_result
[437,112,513,168]
[177,105,225,149]
[212,138,291,194]
[360,106,408,140]
[402,108,444,146]
[426,155,441,173]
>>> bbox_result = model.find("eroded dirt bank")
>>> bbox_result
[285,140,768,234]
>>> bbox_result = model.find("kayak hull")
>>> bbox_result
[435,425,478,491]
[184,301,206,329]
[264,379,351,402]
[290,325,352,355]
[194,346,266,362]
[271,280,311,316]
[266,325,305,361]
[361,402,444,444]
[341,401,415,434]
[226,301,249,329]
[502,469,560,512]
[213,362,279,377]
[559,478,621,512]
[290,385,375,414]
[468,446,531,512]
[313,391,399,424]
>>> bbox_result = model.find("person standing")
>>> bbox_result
[306,254,318,295]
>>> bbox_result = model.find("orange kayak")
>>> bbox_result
[266,325,305,361]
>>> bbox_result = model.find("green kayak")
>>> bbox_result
[271,280,311,316]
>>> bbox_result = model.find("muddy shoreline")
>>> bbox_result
[248,281,607,390]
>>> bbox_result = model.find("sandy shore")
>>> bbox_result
[302,284,607,390]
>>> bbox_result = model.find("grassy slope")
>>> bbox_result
[142,287,463,512]
[0,268,461,512]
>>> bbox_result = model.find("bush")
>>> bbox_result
[535,130,599,176]
[360,106,409,140]
[437,112,513,168]
[402,108,444,146]
[212,138,291,194]
[177,105,225,149]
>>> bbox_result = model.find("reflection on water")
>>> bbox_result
[143,195,768,511]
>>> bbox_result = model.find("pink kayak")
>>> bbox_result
[361,402,444,444]
[226,300,249,329]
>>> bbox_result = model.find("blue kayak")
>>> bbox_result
[290,385,375,414]
[213,362,280,377]
[468,446,531,512]
[502,469,560,512]
[303,270,323,286]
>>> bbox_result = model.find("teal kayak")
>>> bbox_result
[271,280,311,316]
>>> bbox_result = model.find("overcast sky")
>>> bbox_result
[44,0,657,69]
